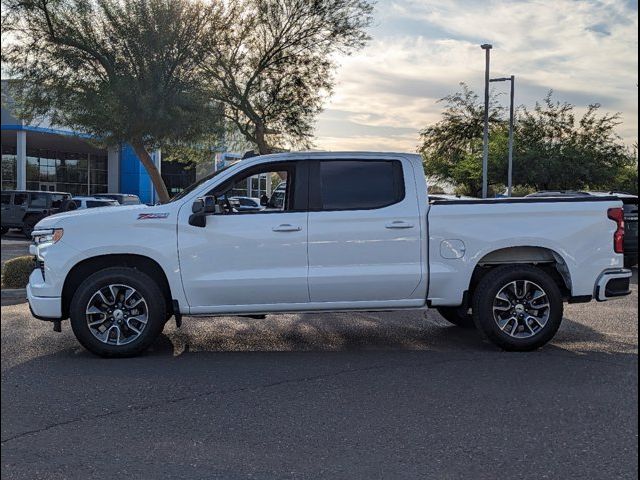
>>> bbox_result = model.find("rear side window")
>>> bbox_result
[29,193,48,208]
[13,193,28,206]
[86,200,114,208]
[318,160,404,210]
[50,194,69,208]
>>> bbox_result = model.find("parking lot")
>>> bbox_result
[1,266,637,480]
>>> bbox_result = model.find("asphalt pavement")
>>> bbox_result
[1,269,637,479]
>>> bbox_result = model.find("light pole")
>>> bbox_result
[490,75,515,196]
[480,44,492,198]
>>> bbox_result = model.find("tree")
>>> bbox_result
[1,0,222,202]
[515,94,636,191]
[419,85,637,195]
[418,83,506,196]
[205,0,374,154]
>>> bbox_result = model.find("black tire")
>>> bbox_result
[69,267,166,357]
[22,215,44,238]
[472,265,563,351]
[436,306,475,328]
[0,227,8,235]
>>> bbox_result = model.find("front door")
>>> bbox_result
[307,159,423,303]
[178,161,309,312]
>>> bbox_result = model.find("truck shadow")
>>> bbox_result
[143,309,636,359]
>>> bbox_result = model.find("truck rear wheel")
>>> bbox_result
[69,267,166,357]
[436,306,475,328]
[22,214,44,238]
[472,265,563,351]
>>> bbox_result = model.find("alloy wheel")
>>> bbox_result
[85,284,149,345]
[492,280,550,339]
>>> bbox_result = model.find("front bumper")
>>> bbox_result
[26,283,62,320]
[594,269,633,302]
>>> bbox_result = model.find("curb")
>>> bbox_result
[1,288,27,300]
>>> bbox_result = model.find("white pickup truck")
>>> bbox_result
[27,152,632,357]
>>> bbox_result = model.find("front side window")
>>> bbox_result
[211,163,297,214]
[318,160,404,210]
[1,193,10,205]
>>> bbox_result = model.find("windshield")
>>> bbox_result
[166,164,235,203]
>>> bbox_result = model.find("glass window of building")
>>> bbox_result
[1,145,17,190]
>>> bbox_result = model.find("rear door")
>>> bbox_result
[307,158,422,303]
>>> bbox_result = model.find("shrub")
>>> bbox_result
[2,255,34,289]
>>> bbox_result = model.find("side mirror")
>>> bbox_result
[189,195,218,227]
[192,198,204,214]
[203,195,217,214]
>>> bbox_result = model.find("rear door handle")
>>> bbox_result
[385,221,414,229]
[272,224,302,232]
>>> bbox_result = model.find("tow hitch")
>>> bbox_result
[53,320,61,332]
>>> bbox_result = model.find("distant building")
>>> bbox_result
[1,81,251,202]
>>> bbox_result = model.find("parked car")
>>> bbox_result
[525,190,591,199]
[1,190,71,237]
[428,194,475,203]
[27,152,631,357]
[527,190,638,267]
[228,196,264,212]
[71,196,120,209]
[93,193,141,205]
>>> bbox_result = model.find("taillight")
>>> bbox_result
[607,207,625,254]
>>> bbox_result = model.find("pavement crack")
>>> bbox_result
[1,356,477,445]
[5,351,632,445]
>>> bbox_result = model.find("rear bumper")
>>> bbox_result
[26,283,62,320]
[594,269,633,302]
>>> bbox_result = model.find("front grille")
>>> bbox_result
[33,257,45,280]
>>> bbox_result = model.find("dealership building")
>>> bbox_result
[0,83,248,203]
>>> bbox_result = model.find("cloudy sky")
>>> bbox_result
[314,0,638,152]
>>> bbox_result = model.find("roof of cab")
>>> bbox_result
[250,151,421,161]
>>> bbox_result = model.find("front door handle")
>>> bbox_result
[272,224,302,232]
[385,220,414,229]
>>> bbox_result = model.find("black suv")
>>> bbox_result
[526,190,638,267]
[1,190,72,237]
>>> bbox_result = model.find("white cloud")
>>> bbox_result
[315,0,638,152]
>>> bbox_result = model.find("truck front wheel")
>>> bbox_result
[472,265,563,351]
[69,267,166,357]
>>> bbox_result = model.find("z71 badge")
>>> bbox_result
[137,213,170,220]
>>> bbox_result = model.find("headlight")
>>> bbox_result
[32,228,64,245]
